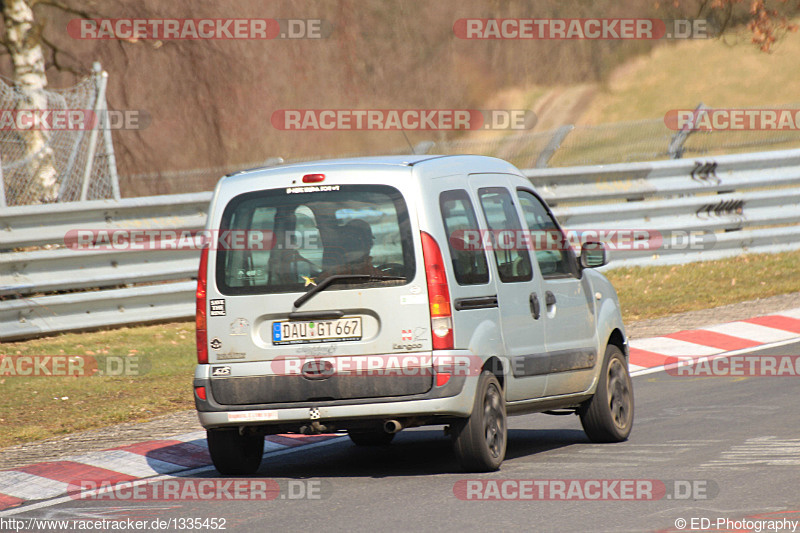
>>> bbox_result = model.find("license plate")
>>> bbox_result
[272,317,362,345]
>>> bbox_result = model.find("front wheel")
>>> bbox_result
[207,428,264,475]
[579,345,634,443]
[452,371,507,472]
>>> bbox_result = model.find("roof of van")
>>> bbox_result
[221,154,524,185]
[226,154,532,177]
[225,155,442,178]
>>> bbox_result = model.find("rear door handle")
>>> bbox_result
[529,293,540,319]
[545,291,556,307]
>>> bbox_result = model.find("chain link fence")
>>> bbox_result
[0,63,119,207]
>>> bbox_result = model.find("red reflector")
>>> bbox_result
[195,386,207,401]
[302,173,325,183]
[436,372,451,387]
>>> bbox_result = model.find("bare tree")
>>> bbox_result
[664,0,799,52]
[1,0,58,201]
[0,0,95,203]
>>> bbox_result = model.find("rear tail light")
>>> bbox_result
[194,386,207,400]
[421,231,453,350]
[196,246,209,364]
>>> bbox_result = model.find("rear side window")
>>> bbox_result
[439,190,489,285]
[216,184,414,295]
[477,187,533,283]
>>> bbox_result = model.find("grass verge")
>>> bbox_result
[606,251,800,321]
[1,249,798,449]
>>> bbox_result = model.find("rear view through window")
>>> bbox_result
[216,184,414,294]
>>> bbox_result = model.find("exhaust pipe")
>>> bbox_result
[383,419,403,434]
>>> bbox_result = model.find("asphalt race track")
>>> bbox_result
[3,341,799,533]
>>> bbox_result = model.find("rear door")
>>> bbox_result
[469,174,548,401]
[516,188,598,395]
[205,179,433,404]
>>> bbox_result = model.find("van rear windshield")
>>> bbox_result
[215,184,415,295]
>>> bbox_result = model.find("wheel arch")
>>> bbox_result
[607,328,628,360]
[483,356,505,391]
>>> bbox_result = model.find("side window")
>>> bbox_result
[222,205,274,288]
[477,187,533,283]
[439,190,490,285]
[516,189,577,278]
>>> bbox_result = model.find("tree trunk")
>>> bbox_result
[3,0,58,203]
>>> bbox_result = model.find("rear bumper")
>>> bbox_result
[193,354,478,429]
[196,393,475,429]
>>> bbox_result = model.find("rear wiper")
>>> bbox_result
[293,274,405,310]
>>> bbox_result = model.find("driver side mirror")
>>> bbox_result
[580,241,607,268]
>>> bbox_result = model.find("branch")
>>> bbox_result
[29,0,96,20]
[695,0,710,19]
[718,1,734,33]
[40,33,85,75]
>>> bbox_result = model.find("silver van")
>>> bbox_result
[194,155,633,474]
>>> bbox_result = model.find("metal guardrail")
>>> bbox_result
[0,193,209,340]
[527,148,800,267]
[2,149,800,340]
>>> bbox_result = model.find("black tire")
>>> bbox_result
[452,371,507,472]
[579,344,634,443]
[207,428,264,475]
[347,428,396,446]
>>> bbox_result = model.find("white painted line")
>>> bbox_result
[630,336,800,377]
[0,471,70,500]
[629,337,722,357]
[628,363,646,373]
[776,307,800,320]
[702,437,800,467]
[172,431,292,453]
[262,440,293,452]
[171,431,206,443]
[705,321,799,343]
[66,450,184,477]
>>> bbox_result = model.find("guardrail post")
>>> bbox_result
[536,125,574,168]
[413,141,435,155]
[0,154,6,208]
[79,62,107,202]
[100,69,121,201]
[668,103,707,159]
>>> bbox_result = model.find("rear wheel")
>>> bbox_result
[579,345,634,442]
[452,371,506,472]
[347,428,396,446]
[207,428,264,475]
